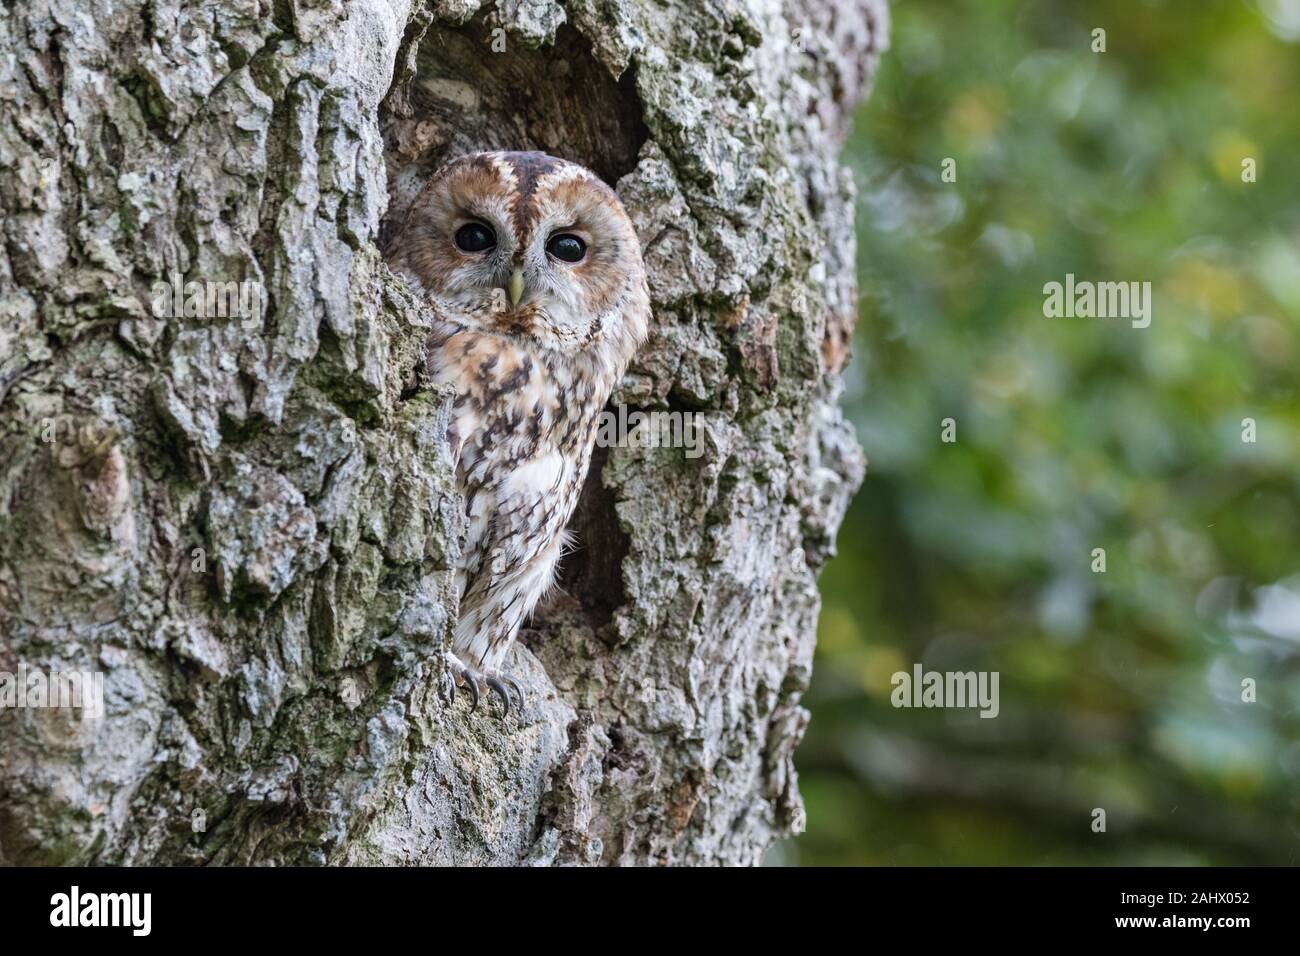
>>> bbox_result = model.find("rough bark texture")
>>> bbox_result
[0,0,885,865]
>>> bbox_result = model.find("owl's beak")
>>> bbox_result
[507,269,525,308]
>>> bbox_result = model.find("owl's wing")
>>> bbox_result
[452,450,571,669]
[456,452,568,604]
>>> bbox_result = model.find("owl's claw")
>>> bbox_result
[503,675,524,707]
[463,673,481,713]
[484,674,511,716]
[444,656,522,718]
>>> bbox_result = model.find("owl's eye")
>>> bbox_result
[454,222,496,253]
[546,233,586,263]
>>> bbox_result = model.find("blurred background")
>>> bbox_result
[778,0,1300,865]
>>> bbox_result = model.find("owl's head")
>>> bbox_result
[389,151,649,366]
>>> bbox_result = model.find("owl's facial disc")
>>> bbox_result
[393,151,645,355]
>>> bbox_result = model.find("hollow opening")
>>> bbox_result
[379,15,648,247]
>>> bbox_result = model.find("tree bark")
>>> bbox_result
[0,0,885,865]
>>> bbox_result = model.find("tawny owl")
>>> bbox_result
[386,151,650,716]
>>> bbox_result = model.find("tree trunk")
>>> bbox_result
[0,0,885,866]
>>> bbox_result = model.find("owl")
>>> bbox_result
[386,151,651,716]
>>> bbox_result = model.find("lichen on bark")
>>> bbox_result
[0,0,886,865]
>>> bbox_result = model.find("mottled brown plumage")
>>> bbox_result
[387,151,651,715]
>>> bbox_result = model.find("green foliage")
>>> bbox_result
[792,0,1300,865]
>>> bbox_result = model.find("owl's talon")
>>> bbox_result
[484,674,511,716]
[504,675,524,707]
[444,656,524,719]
